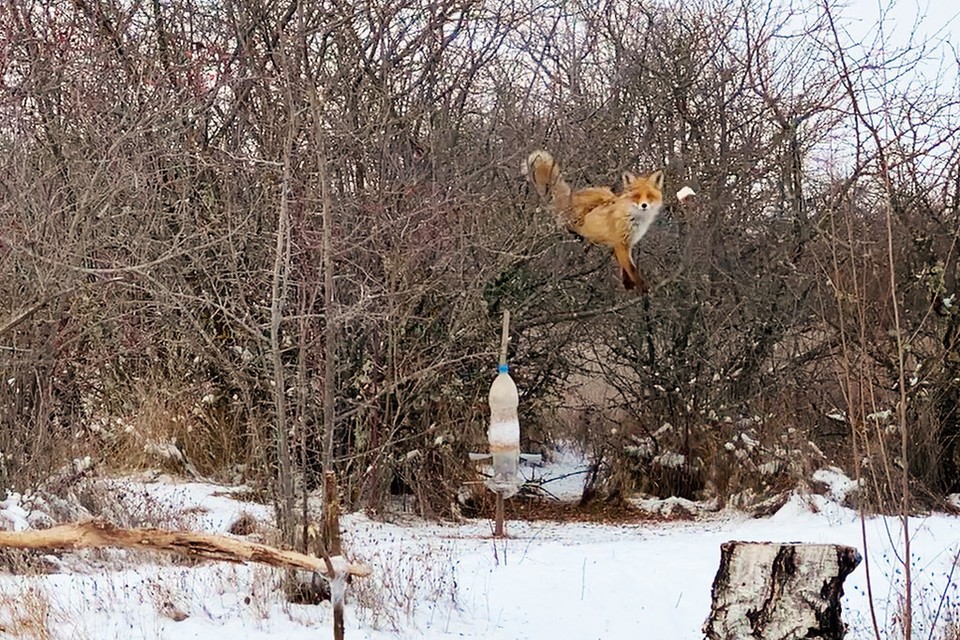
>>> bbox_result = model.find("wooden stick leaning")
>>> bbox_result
[499,309,510,367]
[0,519,371,578]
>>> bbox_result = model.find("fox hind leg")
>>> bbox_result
[613,244,644,292]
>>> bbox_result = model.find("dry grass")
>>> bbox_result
[938,619,960,640]
[91,376,249,482]
[351,540,457,632]
[147,578,190,623]
[70,480,192,532]
[469,490,670,524]
[0,583,57,640]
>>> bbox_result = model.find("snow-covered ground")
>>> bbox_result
[1,465,959,639]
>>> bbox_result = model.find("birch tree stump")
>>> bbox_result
[703,541,861,640]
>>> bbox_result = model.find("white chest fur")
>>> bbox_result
[628,204,660,248]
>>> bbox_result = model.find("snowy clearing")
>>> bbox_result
[1,472,959,640]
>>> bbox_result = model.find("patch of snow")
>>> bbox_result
[738,433,760,449]
[652,451,686,468]
[0,493,30,531]
[529,446,590,501]
[812,466,860,504]
[758,461,782,476]
[93,476,273,533]
[677,186,697,202]
[624,439,655,460]
[630,495,719,518]
[771,491,859,526]
[653,422,673,437]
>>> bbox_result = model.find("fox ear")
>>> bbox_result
[622,171,638,187]
[648,170,665,190]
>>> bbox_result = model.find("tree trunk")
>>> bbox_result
[270,120,296,545]
[703,541,861,640]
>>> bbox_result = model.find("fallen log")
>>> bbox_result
[703,541,861,640]
[0,519,371,578]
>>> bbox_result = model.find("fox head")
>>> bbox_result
[621,170,665,214]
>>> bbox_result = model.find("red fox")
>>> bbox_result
[524,150,664,292]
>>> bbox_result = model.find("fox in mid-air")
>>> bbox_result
[524,150,664,293]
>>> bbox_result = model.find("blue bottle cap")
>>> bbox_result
[498,364,509,374]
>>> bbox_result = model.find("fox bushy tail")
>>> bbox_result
[524,150,572,220]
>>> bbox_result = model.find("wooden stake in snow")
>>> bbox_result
[322,470,345,640]
[0,519,371,578]
[703,541,861,640]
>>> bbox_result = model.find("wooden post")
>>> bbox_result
[323,470,342,556]
[323,470,344,640]
[494,493,505,538]
[499,309,510,367]
[703,541,861,640]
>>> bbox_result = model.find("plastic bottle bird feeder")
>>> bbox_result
[486,363,522,497]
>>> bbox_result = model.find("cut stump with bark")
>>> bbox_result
[703,541,861,640]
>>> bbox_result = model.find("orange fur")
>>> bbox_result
[524,150,664,292]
